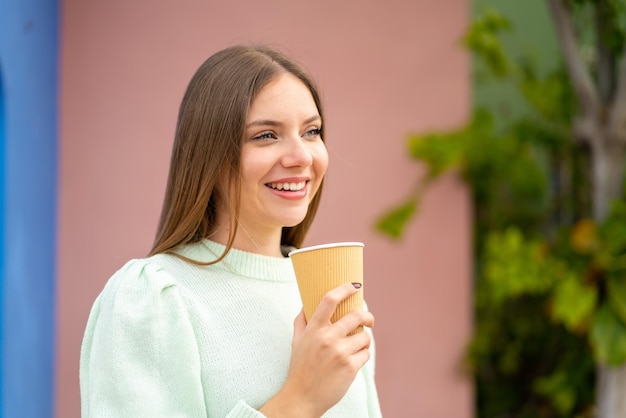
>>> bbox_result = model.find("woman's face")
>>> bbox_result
[237,72,328,237]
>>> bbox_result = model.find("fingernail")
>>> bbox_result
[352,282,362,289]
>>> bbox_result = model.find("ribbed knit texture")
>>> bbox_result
[80,240,382,417]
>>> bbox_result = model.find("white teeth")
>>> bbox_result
[268,181,306,191]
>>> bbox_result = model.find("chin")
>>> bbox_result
[277,212,309,228]
[281,218,307,228]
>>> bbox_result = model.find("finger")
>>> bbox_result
[349,346,371,369]
[308,283,362,327]
[333,309,374,336]
[343,331,372,356]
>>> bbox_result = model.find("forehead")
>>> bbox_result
[247,73,319,120]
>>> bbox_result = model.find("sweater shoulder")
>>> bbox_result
[95,257,183,315]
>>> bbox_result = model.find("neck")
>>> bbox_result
[210,219,283,258]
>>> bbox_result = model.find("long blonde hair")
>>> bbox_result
[149,45,325,260]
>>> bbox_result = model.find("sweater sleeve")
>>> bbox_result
[80,259,208,417]
[363,301,383,418]
[363,327,383,417]
[80,259,271,418]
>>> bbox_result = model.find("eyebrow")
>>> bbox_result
[246,115,321,128]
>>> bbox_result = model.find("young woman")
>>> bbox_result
[80,45,382,417]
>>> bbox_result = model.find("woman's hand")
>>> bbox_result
[259,283,374,418]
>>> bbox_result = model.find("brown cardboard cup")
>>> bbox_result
[289,242,364,335]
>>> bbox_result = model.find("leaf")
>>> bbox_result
[608,278,626,324]
[589,304,626,366]
[520,65,576,124]
[375,199,418,239]
[600,200,626,256]
[462,8,512,77]
[551,273,597,332]
[571,219,598,254]
[482,228,554,304]
[407,132,464,177]
[533,371,576,415]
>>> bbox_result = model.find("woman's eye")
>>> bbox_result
[304,128,323,138]
[252,132,277,141]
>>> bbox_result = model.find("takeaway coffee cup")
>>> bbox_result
[289,242,364,335]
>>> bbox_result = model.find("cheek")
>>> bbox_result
[239,152,268,189]
[313,143,329,178]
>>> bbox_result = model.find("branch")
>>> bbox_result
[546,0,600,121]
[594,0,616,104]
[608,39,626,146]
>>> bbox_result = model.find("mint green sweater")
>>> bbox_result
[80,239,382,417]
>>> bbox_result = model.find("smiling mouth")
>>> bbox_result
[266,181,307,191]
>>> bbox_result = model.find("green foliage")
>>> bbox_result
[375,199,417,239]
[533,370,579,415]
[377,3,626,417]
[590,304,626,366]
[566,0,626,55]
[608,278,626,323]
[482,228,555,303]
[551,272,597,332]
[462,8,512,77]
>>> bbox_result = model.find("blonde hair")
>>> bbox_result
[149,45,325,261]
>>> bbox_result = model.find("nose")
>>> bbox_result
[281,136,313,168]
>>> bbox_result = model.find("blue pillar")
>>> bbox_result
[0,59,5,417]
[0,1,59,417]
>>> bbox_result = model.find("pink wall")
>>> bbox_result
[58,1,472,417]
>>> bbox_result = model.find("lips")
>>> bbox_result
[266,181,307,191]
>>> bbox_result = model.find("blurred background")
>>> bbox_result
[6,0,626,417]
